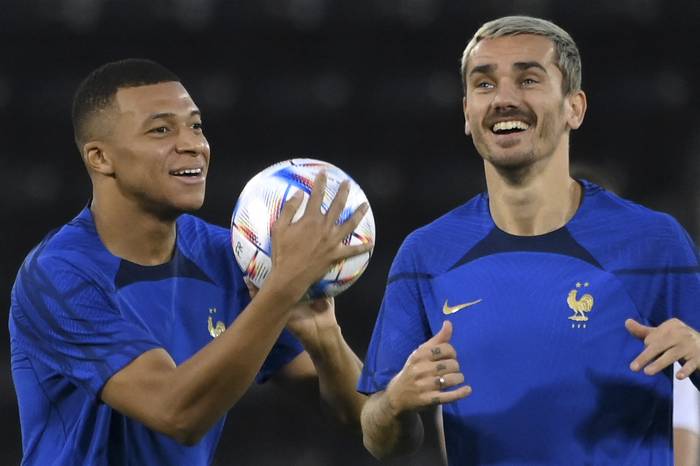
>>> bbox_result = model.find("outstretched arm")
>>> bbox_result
[361,321,472,460]
[266,296,366,431]
[101,174,372,444]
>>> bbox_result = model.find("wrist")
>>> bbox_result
[260,273,306,308]
[384,380,405,418]
[297,321,343,358]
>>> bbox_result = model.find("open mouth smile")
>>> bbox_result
[170,167,203,177]
[491,120,530,135]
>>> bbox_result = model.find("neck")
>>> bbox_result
[90,193,177,266]
[484,148,581,236]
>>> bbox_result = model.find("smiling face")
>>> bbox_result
[90,81,210,218]
[463,34,586,171]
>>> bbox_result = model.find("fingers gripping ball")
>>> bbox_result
[231,158,375,299]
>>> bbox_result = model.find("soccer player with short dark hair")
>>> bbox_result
[10,58,371,465]
[359,16,700,465]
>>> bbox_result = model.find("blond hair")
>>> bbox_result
[460,16,582,95]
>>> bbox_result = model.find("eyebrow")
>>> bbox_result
[513,61,548,73]
[148,110,201,120]
[468,61,548,77]
[469,64,495,77]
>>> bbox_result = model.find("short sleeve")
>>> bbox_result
[10,254,161,397]
[660,223,700,392]
[358,237,431,394]
[653,218,700,329]
[612,215,700,330]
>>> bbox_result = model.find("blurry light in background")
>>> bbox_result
[487,0,551,17]
[398,0,442,27]
[16,166,63,207]
[59,0,103,31]
[655,70,689,110]
[426,71,460,108]
[365,161,404,203]
[173,0,215,30]
[270,0,328,30]
[615,0,659,23]
[197,74,238,112]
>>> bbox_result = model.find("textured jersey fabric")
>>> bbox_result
[359,180,700,466]
[10,207,303,465]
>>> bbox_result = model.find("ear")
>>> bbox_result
[84,141,115,176]
[463,97,471,136]
[566,90,587,130]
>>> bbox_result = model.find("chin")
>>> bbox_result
[161,196,206,219]
[179,198,205,213]
[484,150,538,171]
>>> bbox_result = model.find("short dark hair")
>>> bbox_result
[71,58,180,151]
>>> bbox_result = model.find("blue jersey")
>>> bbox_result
[9,208,303,466]
[358,181,700,466]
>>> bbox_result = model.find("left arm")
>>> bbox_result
[626,318,700,388]
[625,218,700,389]
[271,297,366,431]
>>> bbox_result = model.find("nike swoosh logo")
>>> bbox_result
[442,299,483,315]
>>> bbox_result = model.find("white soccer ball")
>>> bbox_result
[230,158,375,300]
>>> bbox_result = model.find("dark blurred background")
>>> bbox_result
[2,0,700,464]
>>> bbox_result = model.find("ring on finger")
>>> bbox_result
[436,376,446,389]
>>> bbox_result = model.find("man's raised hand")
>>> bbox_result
[384,321,472,416]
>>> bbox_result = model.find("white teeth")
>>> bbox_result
[172,168,202,176]
[492,121,530,132]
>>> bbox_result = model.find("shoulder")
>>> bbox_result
[571,181,696,266]
[18,210,116,283]
[391,193,492,275]
[575,181,688,241]
[11,215,120,326]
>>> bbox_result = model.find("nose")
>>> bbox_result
[176,128,207,157]
[491,80,520,111]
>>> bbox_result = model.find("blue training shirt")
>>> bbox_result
[358,180,700,466]
[9,207,303,466]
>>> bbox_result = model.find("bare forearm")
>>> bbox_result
[304,325,365,430]
[104,280,298,444]
[361,391,424,460]
[674,427,700,466]
[170,288,292,438]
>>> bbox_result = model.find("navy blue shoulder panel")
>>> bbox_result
[115,247,214,289]
[449,226,603,271]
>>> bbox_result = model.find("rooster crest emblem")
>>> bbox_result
[567,282,594,322]
[208,308,226,338]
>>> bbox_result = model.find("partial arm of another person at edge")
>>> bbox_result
[674,362,700,466]
[101,174,372,444]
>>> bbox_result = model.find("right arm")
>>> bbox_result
[361,321,471,459]
[102,174,371,444]
[361,389,425,459]
[101,279,301,445]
